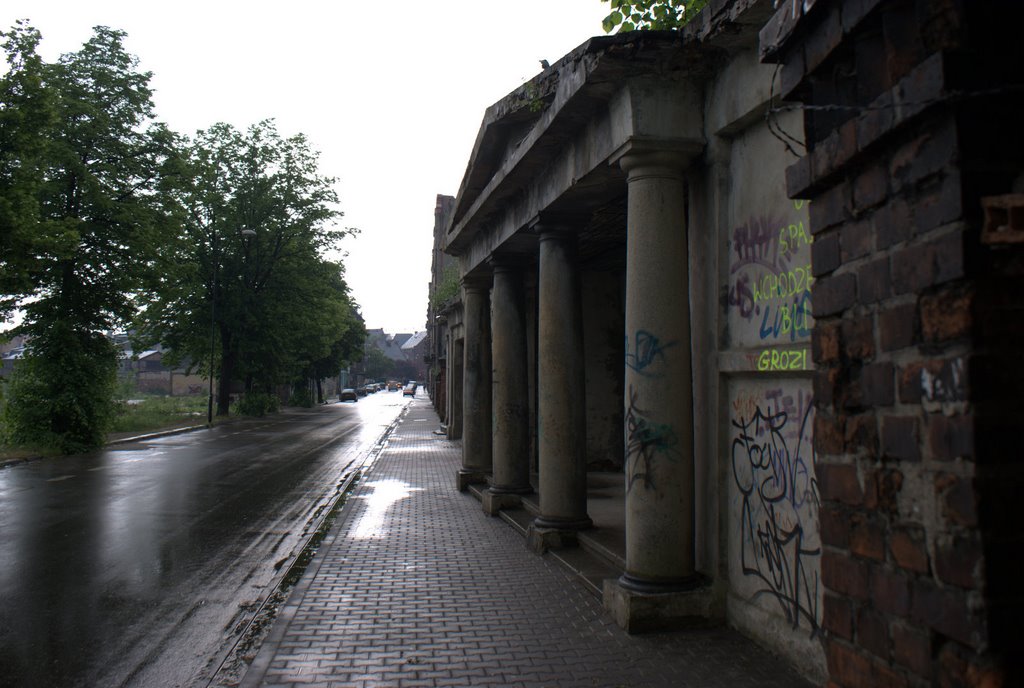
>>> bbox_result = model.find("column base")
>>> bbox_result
[602,574,715,634]
[456,469,489,492]
[481,487,529,516]
[525,516,593,553]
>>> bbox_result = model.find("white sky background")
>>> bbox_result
[1,1,611,334]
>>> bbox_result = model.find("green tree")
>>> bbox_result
[360,345,395,382]
[600,0,708,32]
[302,270,366,403]
[0,22,59,316]
[137,120,360,416]
[1,25,176,452]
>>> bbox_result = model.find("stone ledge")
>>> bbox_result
[456,469,489,492]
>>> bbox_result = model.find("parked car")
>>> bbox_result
[339,388,358,402]
[355,386,368,397]
[403,383,416,397]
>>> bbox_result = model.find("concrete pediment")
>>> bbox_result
[445,32,722,274]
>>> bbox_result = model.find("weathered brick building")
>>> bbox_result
[763,0,1024,685]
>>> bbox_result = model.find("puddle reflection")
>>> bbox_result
[350,479,421,539]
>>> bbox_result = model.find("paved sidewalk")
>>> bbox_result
[241,397,813,688]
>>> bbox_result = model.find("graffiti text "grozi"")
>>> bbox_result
[757,348,809,372]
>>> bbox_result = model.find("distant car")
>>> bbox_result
[339,388,358,402]
[403,383,416,397]
[355,386,368,397]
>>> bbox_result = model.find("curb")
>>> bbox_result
[107,424,209,445]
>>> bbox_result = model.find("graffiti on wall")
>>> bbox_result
[625,384,681,491]
[727,200,814,352]
[625,330,676,375]
[624,327,681,491]
[730,383,820,636]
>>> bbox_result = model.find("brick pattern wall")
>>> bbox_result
[762,1,1024,686]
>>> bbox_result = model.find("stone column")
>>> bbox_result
[483,258,531,515]
[448,336,463,440]
[458,279,492,490]
[619,147,698,590]
[603,142,711,633]
[528,227,591,551]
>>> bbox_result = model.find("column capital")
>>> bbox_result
[527,211,588,237]
[487,253,528,273]
[610,137,704,178]
[460,272,492,292]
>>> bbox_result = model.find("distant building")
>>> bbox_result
[425,194,460,432]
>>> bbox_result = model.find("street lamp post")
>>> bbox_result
[207,226,219,426]
[208,226,257,426]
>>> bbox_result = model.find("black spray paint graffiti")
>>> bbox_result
[625,385,680,491]
[625,330,676,375]
[731,401,821,636]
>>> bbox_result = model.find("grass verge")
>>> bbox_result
[0,395,209,464]
[109,395,208,434]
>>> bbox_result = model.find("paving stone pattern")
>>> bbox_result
[244,398,813,688]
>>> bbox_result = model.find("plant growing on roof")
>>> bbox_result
[600,0,708,32]
[430,264,460,308]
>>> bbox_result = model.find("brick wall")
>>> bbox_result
[762,1,1024,686]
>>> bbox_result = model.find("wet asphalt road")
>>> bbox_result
[0,391,409,688]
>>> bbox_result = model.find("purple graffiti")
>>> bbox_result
[730,216,787,274]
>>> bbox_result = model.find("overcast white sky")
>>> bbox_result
[2,1,610,334]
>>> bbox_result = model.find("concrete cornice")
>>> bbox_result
[444,32,712,255]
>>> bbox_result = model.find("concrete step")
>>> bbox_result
[467,484,624,598]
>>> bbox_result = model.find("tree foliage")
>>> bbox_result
[0,22,57,312]
[1,23,368,450]
[135,120,363,416]
[600,0,708,32]
[1,24,176,452]
[360,345,396,382]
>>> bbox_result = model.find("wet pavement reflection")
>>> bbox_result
[0,393,407,688]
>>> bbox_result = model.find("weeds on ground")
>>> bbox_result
[109,395,207,434]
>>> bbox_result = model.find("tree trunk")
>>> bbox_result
[217,327,235,416]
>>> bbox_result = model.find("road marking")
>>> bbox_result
[47,475,75,482]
